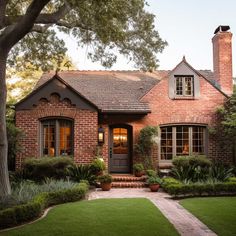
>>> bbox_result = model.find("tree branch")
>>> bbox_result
[55,20,92,31]
[0,0,50,50]
[35,2,70,24]
[0,0,8,28]
[31,24,52,33]
[2,1,71,29]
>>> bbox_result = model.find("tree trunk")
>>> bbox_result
[0,50,11,196]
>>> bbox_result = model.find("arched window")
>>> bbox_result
[41,119,73,157]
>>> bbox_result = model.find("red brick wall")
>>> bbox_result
[100,76,233,170]
[15,94,98,168]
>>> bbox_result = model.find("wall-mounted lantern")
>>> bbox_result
[98,127,105,144]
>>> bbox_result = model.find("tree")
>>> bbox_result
[212,89,236,164]
[0,0,167,196]
[7,55,76,104]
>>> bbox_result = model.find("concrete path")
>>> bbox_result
[88,188,217,236]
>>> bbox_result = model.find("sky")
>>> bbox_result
[63,0,236,76]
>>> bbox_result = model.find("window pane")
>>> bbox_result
[192,126,205,154]
[113,128,128,154]
[176,126,189,156]
[176,77,183,95]
[184,77,193,95]
[59,120,72,156]
[43,122,55,157]
[160,127,173,160]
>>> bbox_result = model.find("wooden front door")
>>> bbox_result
[109,126,131,173]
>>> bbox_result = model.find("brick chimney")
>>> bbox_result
[212,25,233,95]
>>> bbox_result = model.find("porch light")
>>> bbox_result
[98,127,105,144]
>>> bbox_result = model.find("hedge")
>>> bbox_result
[162,177,236,198]
[0,182,88,230]
[21,157,74,181]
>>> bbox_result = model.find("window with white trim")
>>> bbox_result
[41,119,73,157]
[160,125,206,160]
[175,76,193,97]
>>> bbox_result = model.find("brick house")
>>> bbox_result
[15,26,234,173]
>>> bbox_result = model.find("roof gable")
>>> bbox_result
[15,75,97,111]
[169,57,201,78]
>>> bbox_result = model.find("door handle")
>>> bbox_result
[110,148,112,158]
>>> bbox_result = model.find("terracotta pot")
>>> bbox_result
[96,171,103,176]
[149,184,160,192]
[100,182,112,191]
[134,171,143,177]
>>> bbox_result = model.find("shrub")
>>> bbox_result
[171,155,212,182]
[22,157,74,181]
[172,155,212,168]
[67,164,95,184]
[147,176,162,185]
[97,174,113,183]
[228,177,236,182]
[135,126,158,169]
[0,179,79,210]
[133,163,144,173]
[162,177,181,187]
[0,182,88,229]
[90,158,106,174]
[146,169,157,177]
[208,164,234,182]
[162,179,236,197]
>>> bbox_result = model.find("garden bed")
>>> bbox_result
[0,182,88,230]
[162,177,236,198]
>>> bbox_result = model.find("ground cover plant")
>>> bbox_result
[0,181,88,229]
[180,197,236,236]
[0,179,79,210]
[1,199,179,236]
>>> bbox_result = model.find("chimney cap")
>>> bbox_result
[214,25,230,34]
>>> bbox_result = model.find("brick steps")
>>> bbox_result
[112,175,147,182]
[111,174,147,188]
[112,181,146,188]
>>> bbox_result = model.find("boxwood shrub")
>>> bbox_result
[0,182,88,229]
[162,177,236,198]
[21,157,74,181]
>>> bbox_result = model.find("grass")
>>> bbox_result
[180,196,236,236]
[1,198,179,236]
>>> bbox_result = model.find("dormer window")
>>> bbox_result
[168,59,200,100]
[175,76,193,97]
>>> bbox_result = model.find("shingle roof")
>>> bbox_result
[36,70,169,113]
[35,69,215,113]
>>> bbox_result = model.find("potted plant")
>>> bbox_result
[147,176,162,192]
[133,163,144,177]
[91,158,106,176]
[97,174,113,191]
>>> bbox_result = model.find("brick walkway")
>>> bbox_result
[88,188,217,236]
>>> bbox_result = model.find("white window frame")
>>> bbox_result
[175,76,194,97]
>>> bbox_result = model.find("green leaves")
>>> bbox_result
[5,0,167,71]
[8,30,67,71]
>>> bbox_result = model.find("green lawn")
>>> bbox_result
[180,197,236,236]
[1,198,179,236]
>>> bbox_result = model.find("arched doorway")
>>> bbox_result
[109,124,132,173]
